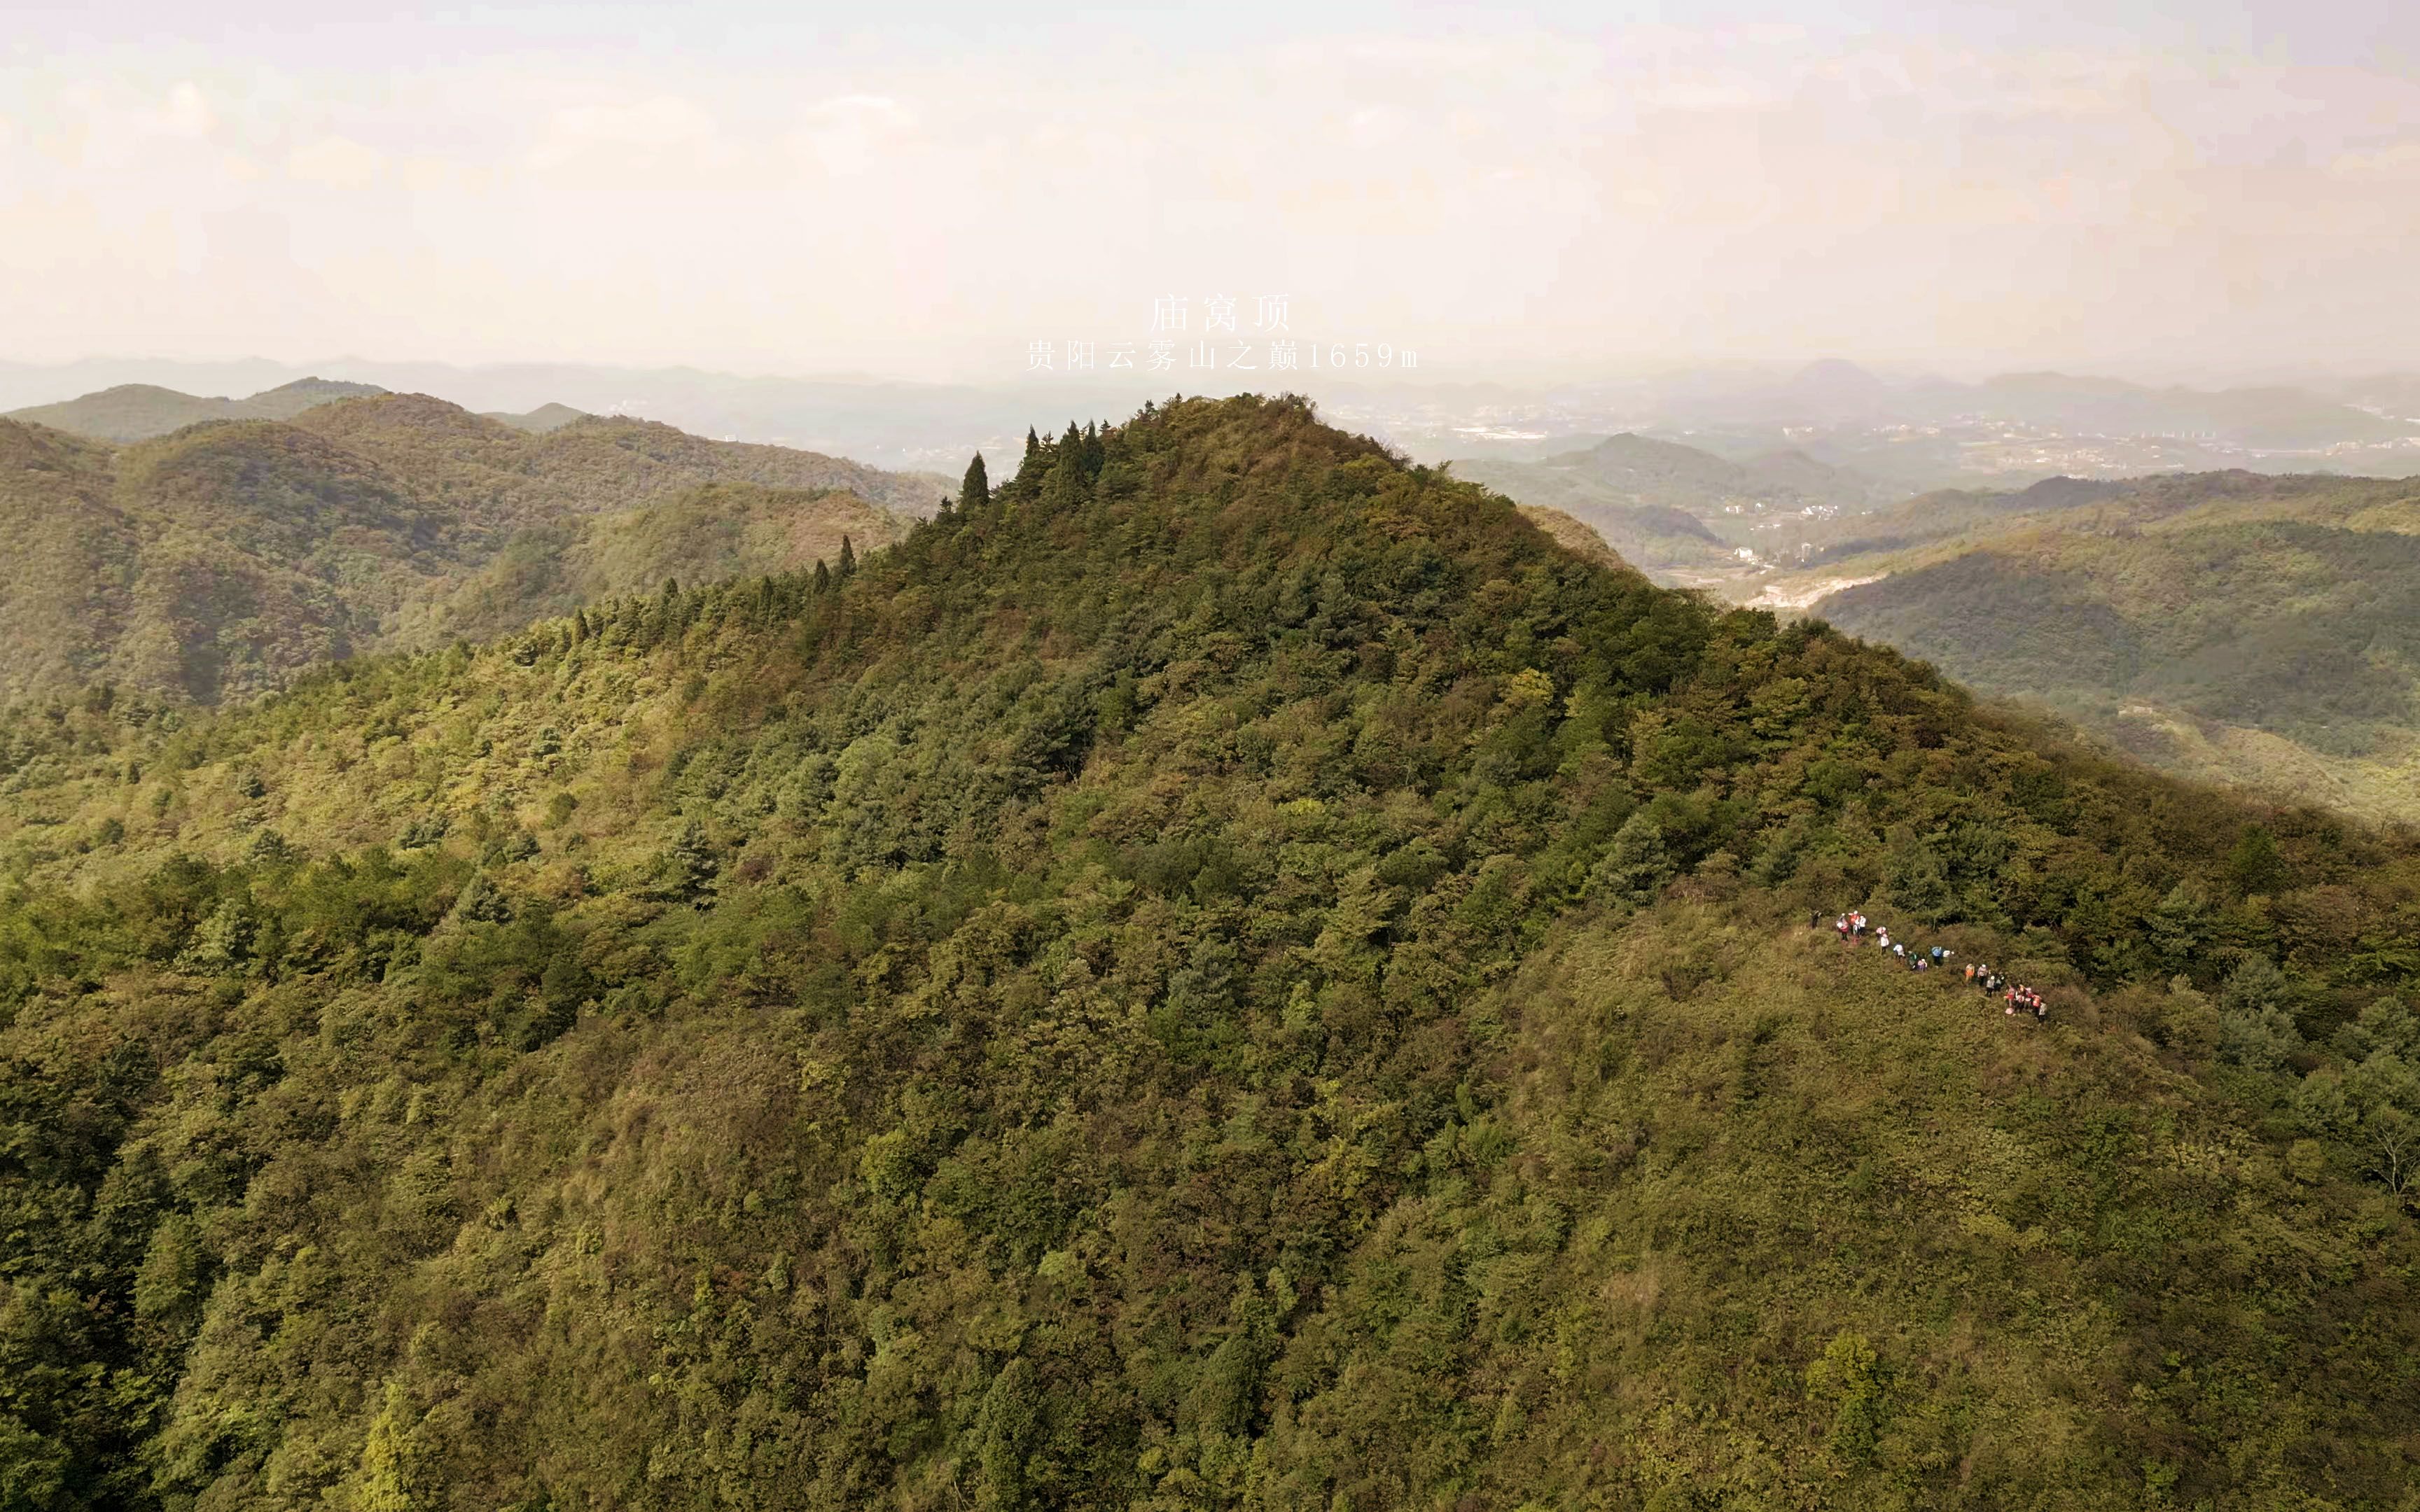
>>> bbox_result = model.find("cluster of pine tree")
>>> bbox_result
[507,538,861,665]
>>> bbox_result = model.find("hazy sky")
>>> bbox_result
[4,1,2416,383]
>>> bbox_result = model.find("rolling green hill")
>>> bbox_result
[2,398,2416,1510]
[1809,472,2420,822]
[423,480,899,645]
[1792,475,2127,568]
[481,402,589,434]
[0,396,938,706]
[5,377,607,447]
[4,379,389,442]
[1453,433,1887,580]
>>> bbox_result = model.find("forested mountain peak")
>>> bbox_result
[1545,430,1737,476]
[116,417,432,545]
[4,384,253,441]
[230,377,387,418]
[2,395,2417,1509]
[297,390,520,445]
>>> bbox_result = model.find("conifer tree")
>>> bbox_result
[838,536,856,577]
[659,820,721,903]
[1042,440,1087,510]
[356,1382,433,1512]
[1024,426,1040,459]
[961,452,990,512]
[814,559,832,593]
[452,873,513,924]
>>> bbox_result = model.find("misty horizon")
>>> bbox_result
[8,349,2420,400]
[8,1,2419,384]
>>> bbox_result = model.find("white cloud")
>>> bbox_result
[1345,105,1412,147]
[530,94,718,169]
[2329,141,2420,181]
[400,155,482,194]
[4,22,2419,377]
[161,80,214,138]
[287,134,384,188]
[793,94,916,175]
[1622,71,1782,111]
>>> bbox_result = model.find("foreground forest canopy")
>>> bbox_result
[2,396,2418,1510]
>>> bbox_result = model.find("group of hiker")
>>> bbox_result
[1820,911,2049,1023]
[1828,910,1946,967]
[1975,972,2047,1021]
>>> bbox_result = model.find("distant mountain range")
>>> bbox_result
[1963,373,2413,450]
[2342,373,2420,424]
[1641,361,2419,449]
[0,393,945,706]
[0,361,1073,472]
[5,379,387,442]
[9,358,2419,479]
[4,379,597,444]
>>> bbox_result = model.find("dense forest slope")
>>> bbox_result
[2,398,2418,1510]
[1810,472,2420,822]
[0,396,938,706]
